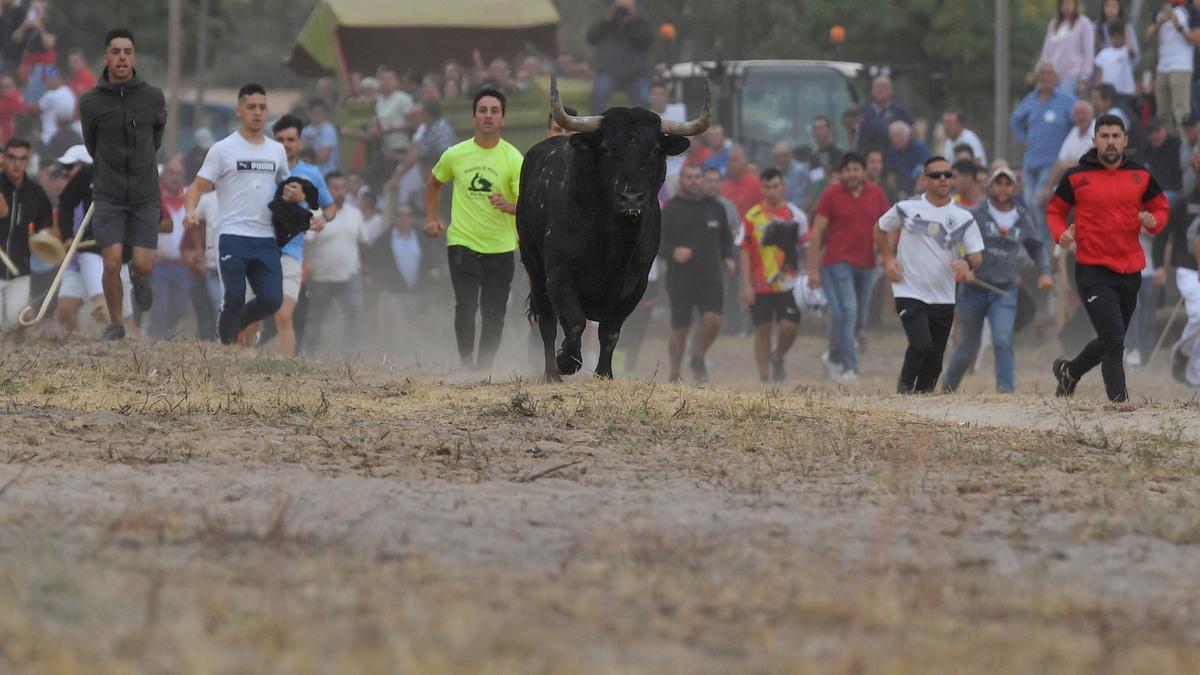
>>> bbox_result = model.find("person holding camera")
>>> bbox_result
[586,0,654,113]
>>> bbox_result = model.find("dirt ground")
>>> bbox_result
[1,324,1199,674]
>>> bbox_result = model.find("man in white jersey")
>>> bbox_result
[876,156,985,393]
[182,83,308,346]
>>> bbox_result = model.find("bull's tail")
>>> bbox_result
[524,292,539,327]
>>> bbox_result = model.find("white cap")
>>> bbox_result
[57,144,92,166]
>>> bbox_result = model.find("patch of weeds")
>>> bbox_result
[1058,406,1123,451]
[241,357,311,377]
[0,379,24,395]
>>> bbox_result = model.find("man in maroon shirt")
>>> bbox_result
[67,48,97,100]
[720,144,763,220]
[807,152,891,380]
[0,74,30,145]
[1047,114,1169,402]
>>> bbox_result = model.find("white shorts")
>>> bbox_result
[281,254,302,301]
[58,253,133,317]
[0,275,30,330]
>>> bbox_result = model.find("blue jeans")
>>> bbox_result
[148,259,191,339]
[1125,274,1157,357]
[217,234,283,345]
[943,282,1019,393]
[590,72,651,113]
[1022,164,1053,244]
[822,262,875,373]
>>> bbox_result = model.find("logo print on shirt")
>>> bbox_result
[1086,295,1098,303]
[1075,176,1090,189]
[468,173,493,193]
[1131,173,1143,186]
[236,160,276,172]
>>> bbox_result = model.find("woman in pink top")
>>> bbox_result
[1040,0,1095,96]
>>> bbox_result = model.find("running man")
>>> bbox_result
[1047,114,1169,402]
[660,164,734,383]
[942,167,1054,394]
[79,28,166,340]
[738,167,809,382]
[183,83,309,346]
[424,86,523,370]
[876,157,984,394]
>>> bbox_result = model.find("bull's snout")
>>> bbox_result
[616,190,647,218]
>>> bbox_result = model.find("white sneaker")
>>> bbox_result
[1123,349,1142,369]
[836,370,859,382]
[821,351,844,379]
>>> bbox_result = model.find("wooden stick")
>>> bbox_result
[18,203,95,326]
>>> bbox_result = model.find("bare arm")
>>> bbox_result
[805,214,828,285]
[423,176,445,237]
[182,177,214,227]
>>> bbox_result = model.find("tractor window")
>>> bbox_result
[738,68,860,157]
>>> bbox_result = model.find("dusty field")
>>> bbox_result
[1,331,1199,674]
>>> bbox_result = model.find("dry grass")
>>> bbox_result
[0,339,1198,673]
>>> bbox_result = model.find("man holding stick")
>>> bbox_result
[942,167,1054,393]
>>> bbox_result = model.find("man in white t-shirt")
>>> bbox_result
[941,108,987,166]
[303,171,365,354]
[1095,21,1136,98]
[37,67,75,145]
[1039,100,1096,208]
[1148,2,1200,134]
[183,83,307,346]
[876,156,985,393]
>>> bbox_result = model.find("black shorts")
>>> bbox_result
[667,276,723,328]
[750,291,800,327]
[92,200,160,252]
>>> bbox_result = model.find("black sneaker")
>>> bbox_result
[101,323,126,341]
[688,355,708,383]
[132,275,153,312]
[1053,358,1077,397]
[770,353,785,382]
[1172,349,1189,384]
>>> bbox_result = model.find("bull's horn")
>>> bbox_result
[660,80,712,137]
[550,75,602,133]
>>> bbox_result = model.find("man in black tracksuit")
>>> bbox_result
[79,28,166,341]
[659,164,734,383]
[0,137,54,330]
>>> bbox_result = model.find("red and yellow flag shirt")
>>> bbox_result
[737,201,810,293]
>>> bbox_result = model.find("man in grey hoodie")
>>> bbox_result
[79,28,166,340]
[942,167,1055,393]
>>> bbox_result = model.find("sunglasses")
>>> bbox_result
[926,171,953,180]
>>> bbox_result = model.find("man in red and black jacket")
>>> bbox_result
[1046,114,1170,402]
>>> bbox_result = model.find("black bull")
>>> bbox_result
[516,77,711,381]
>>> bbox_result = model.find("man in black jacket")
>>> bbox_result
[659,164,735,383]
[0,137,54,330]
[79,28,166,341]
[586,0,653,113]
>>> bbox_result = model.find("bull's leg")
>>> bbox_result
[548,278,587,376]
[595,320,624,379]
[538,308,561,382]
[527,272,562,382]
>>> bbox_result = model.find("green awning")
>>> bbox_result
[288,0,560,76]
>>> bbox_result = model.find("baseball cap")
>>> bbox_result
[989,167,1017,184]
[57,144,92,166]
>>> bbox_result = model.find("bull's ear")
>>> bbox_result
[660,135,690,157]
[569,132,599,151]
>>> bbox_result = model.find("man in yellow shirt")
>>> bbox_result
[425,86,523,369]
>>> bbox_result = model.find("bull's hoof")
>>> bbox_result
[545,369,563,383]
[594,367,614,380]
[557,350,582,375]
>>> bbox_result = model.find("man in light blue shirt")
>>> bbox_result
[772,140,811,209]
[301,100,340,175]
[1011,60,1075,238]
[265,113,337,355]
